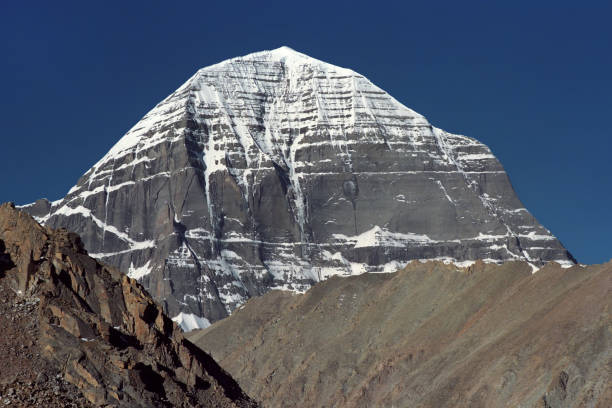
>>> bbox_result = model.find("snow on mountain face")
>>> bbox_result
[23,46,575,327]
[172,312,211,332]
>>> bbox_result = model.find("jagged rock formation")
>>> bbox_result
[23,47,574,326]
[0,278,94,407]
[188,260,612,408]
[0,203,256,407]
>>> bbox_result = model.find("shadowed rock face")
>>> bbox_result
[23,47,574,325]
[188,261,611,408]
[0,203,256,408]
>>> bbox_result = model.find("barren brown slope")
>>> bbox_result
[188,260,612,408]
[0,203,256,408]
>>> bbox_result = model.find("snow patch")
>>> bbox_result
[458,153,496,160]
[52,205,156,251]
[333,226,433,248]
[519,231,556,241]
[172,312,211,332]
[127,261,152,280]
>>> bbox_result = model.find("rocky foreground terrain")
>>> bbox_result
[0,203,255,407]
[0,274,94,407]
[189,260,611,407]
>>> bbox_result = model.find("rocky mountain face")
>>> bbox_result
[23,46,574,327]
[0,203,256,407]
[188,260,612,408]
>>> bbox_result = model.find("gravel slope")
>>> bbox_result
[189,260,611,407]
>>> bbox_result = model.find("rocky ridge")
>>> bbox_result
[24,46,575,327]
[188,260,612,407]
[0,203,256,407]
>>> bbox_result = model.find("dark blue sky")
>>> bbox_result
[1,1,610,264]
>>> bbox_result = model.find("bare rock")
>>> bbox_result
[0,203,256,407]
[21,47,575,325]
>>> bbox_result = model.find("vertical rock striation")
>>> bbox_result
[23,47,575,326]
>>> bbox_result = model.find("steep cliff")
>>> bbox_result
[0,203,255,407]
[24,47,574,326]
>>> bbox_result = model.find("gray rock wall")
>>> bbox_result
[23,47,574,325]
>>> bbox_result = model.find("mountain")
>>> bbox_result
[22,46,574,327]
[187,260,612,408]
[0,203,256,407]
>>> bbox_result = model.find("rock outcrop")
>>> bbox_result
[23,47,575,326]
[0,203,256,407]
[0,276,94,408]
[188,260,612,408]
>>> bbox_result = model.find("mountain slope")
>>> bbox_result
[188,260,611,408]
[0,203,256,407]
[23,47,574,326]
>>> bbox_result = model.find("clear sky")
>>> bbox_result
[1,1,610,264]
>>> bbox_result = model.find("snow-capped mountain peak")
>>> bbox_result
[23,48,574,328]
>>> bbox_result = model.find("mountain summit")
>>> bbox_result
[23,47,574,327]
